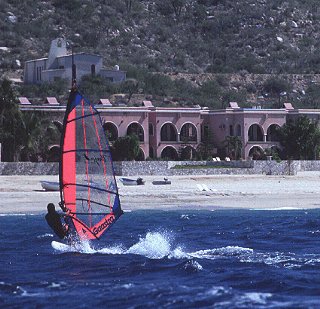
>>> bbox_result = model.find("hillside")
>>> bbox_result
[2,0,320,107]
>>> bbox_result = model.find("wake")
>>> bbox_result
[51,231,320,269]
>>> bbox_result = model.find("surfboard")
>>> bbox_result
[51,240,75,252]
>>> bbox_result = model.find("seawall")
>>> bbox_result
[0,160,317,176]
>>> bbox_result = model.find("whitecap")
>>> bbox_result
[205,286,231,297]
[190,246,254,260]
[126,232,172,259]
[37,233,53,239]
[0,213,27,216]
[180,214,190,220]
[239,292,273,305]
[122,283,134,289]
[183,260,203,271]
[97,245,126,255]
[249,207,302,211]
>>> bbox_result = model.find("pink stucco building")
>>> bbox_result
[19,98,320,160]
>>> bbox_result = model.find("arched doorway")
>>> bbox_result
[160,123,177,142]
[248,124,263,141]
[249,146,264,160]
[161,146,178,160]
[267,124,281,142]
[127,123,144,142]
[103,122,118,142]
[180,123,197,142]
[47,145,60,162]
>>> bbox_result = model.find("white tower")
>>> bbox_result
[47,38,67,68]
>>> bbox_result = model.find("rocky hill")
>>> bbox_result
[2,0,320,107]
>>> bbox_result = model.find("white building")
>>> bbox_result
[23,38,126,85]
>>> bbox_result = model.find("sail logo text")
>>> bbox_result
[93,216,115,235]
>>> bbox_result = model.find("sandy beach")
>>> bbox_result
[1,171,320,214]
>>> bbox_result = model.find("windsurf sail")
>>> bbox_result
[59,89,123,240]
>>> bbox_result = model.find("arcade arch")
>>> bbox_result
[180,123,197,142]
[103,122,118,141]
[267,124,281,142]
[160,123,177,142]
[127,122,144,142]
[248,146,264,160]
[248,124,263,141]
[161,146,178,160]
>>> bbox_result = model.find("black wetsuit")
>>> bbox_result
[45,210,67,239]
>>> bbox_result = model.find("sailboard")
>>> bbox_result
[59,88,123,240]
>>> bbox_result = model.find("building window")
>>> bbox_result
[229,125,234,136]
[91,64,96,76]
[36,66,42,81]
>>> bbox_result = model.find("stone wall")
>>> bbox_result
[0,160,312,176]
[0,162,59,175]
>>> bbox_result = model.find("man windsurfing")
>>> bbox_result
[45,203,69,239]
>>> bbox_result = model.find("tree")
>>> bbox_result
[196,128,216,160]
[111,134,140,161]
[263,78,291,108]
[19,113,60,162]
[0,79,25,161]
[224,136,242,160]
[304,84,320,108]
[278,116,320,160]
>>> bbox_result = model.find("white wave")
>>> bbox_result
[122,283,134,289]
[249,207,302,211]
[97,245,126,255]
[180,214,190,220]
[127,232,173,259]
[183,260,203,271]
[239,292,273,305]
[52,231,190,259]
[190,246,254,260]
[37,233,53,239]
[0,213,27,216]
[48,282,63,289]
[205,286,231,297]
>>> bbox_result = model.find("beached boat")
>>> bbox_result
[152,178,171,185]
[119,177,145,186]
[40,181,60,191]
[41,180,98,192]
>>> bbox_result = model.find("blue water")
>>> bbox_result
[1,209,320,308]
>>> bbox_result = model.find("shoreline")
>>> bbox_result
[1,172,320,214]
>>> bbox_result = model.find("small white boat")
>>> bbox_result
[40,181,60,191]
[40,181,94,191]
[152,178,171,185]
[119,177,145,186]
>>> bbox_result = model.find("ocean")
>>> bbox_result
[1,209,320,308]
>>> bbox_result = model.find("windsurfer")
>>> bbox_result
[45,203,69,239]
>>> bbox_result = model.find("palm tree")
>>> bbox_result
[19,113,61,162]
[224,136,242,160]
[0,79,25,161]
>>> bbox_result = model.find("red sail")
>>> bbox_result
[60,90,123,240]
